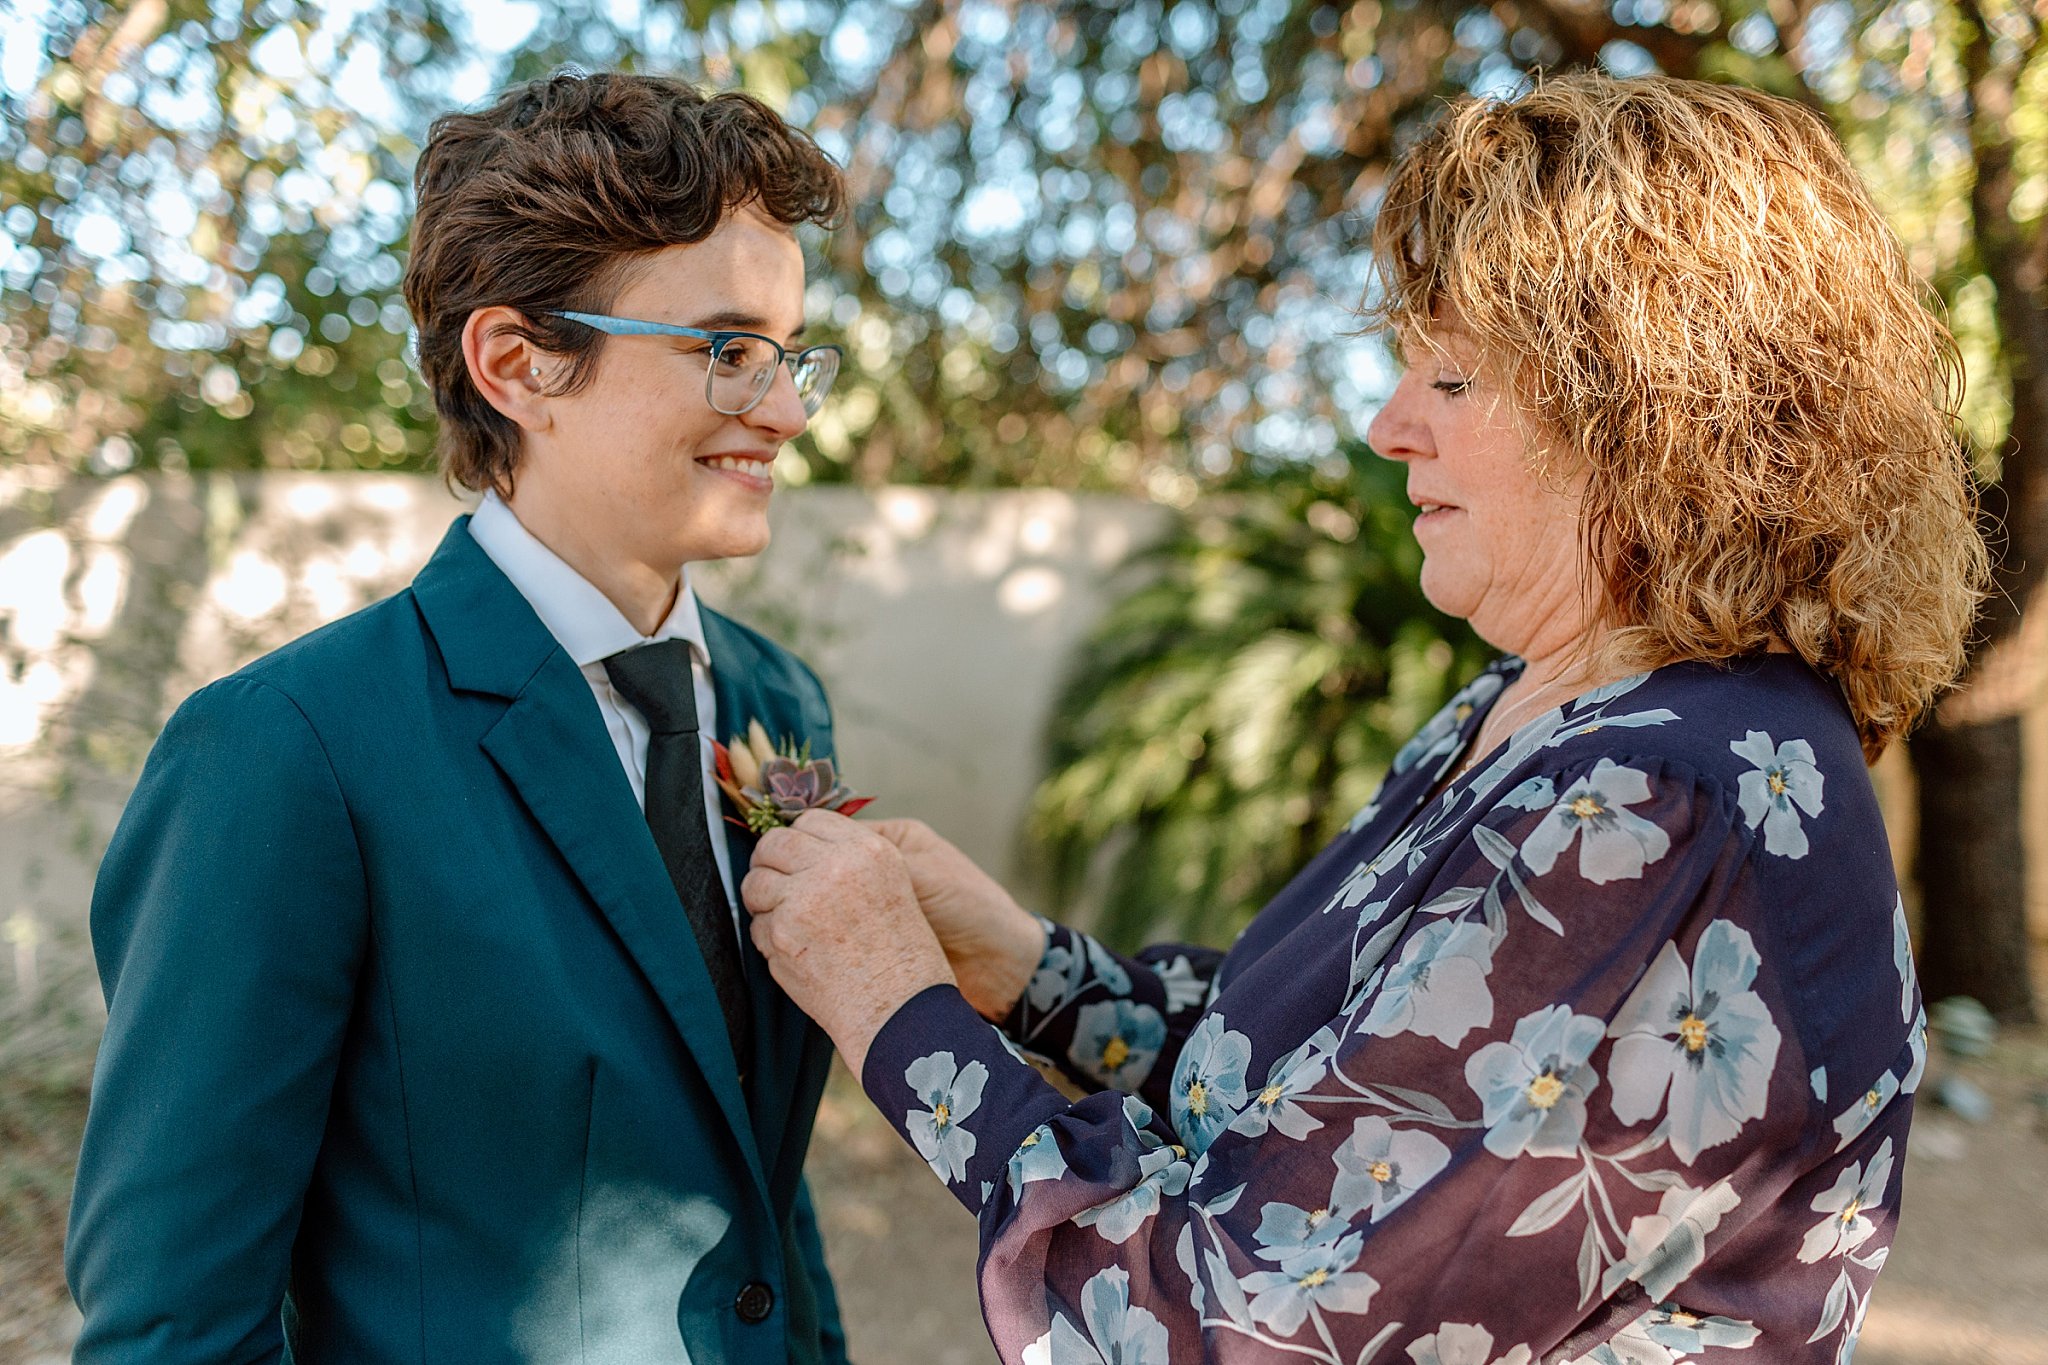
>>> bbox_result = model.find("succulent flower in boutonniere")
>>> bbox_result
[713,719,874,832]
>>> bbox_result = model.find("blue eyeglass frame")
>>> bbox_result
[547,309,842,416]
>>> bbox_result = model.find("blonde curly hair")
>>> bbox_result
[1368,72,1988,760]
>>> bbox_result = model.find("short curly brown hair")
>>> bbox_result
[403,71,845,495]
[1368,72,1989,759]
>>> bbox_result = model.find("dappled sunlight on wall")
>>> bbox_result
[0,476,145,757]
[3,471,1172,919]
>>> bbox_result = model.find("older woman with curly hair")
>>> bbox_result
[739,74,1987,1362]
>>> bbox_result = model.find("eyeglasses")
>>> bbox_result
[548,310,841,418]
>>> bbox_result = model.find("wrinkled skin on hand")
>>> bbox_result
[868,817,1047,1022]
[740,810,955,1075]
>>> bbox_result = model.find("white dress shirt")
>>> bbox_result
[468,490,740,918]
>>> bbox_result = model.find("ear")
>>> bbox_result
[461,306,555,434]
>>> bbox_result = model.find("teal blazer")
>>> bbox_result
[68,517,850,1365]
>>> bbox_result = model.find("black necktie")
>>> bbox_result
[602,640,753,1077]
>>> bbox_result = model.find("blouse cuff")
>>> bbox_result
[861,982,1072,1217]
[998,913,1066,1038]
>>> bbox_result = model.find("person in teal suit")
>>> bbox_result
[67,72,858,1363]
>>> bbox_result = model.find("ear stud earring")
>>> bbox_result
[529,366,541,378]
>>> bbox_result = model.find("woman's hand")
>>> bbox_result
[869,818,1047,1022]
[741,811,955,1076]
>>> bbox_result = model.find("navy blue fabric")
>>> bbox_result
[68,517,849,1365]
[864,656,1924,1363]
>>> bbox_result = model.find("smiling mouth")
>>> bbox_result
[698,454,773,475]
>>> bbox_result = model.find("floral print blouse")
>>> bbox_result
[862,655,1924,1365]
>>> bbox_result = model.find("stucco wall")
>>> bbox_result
[0,469,1174,928]
[1,465,2042,989]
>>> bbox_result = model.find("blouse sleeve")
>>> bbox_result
[860,754,1889,1363]
[998,919,1225,1105]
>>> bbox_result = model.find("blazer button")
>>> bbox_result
[735,1282,775,1323]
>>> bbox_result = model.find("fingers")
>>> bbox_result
[789,808,875,843]
[868,816,934,850]
[747,823,830,875]
[752,814,866,883]
[739,866,787,916]
[748,910,798,962]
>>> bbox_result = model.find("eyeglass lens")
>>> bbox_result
[707,337,838,418]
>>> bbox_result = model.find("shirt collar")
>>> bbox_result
[468,489,710,670]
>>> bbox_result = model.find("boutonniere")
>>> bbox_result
[713,719,874,832]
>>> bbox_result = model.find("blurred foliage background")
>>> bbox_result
[1034,447,1490,947]
[8,0,2032,489]
[1,0,2042,1008]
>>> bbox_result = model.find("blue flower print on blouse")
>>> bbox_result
[857,654,1919,1365]
[1074,1141,1192,1244]
[1359,918,1496,1046]
[1579,1305,1757,1365]
[1638,1301,1760,1351]
[1238,1231,1380,1337]
[1606,920,1784,1164]
[1325,823,1426,917]
[1405,1323,1533,1365]
[1026,932,1133,1016]
[1519,759,1673,885]
[1232,1027,1336,1141]
[1572,1332,1657,1365]
[1022,1266,1170,1365]
[1252,1198,1352,1259]
[1389,670,1506,780]
[1007,1122,1069,1202]
[1797,1137,1894,1263]
[1331,1115,1452,1222]
[1074,1096,1194,1244]
[1890,894,1917,1024]
[1465,1005,1606,1159]
[1069,1000,1168,1091]
[1026,939,1088,1015]
[1730,730,1825,859]
[1170,1013,1252,1154]
[904,1050,989,1184]
[1831,1068,1899,1152]
[1600,1179,1742,1301]
[1154,953,1210,1014]
[1084,936,1134,994]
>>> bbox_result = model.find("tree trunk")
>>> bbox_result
[1913,0,2047,1023]
[1910,715,2037,1020]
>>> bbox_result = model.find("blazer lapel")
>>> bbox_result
[413,520,768,1196]
[702,610,837,1199]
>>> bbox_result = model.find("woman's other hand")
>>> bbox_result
[869,818,1047,1022]
[741,811,954,1076]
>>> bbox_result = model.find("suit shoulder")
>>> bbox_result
[701,604,830,703]
[205,588,428,720]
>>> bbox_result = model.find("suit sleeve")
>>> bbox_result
[793,1175,852,1365]
[67,677,369,1364]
